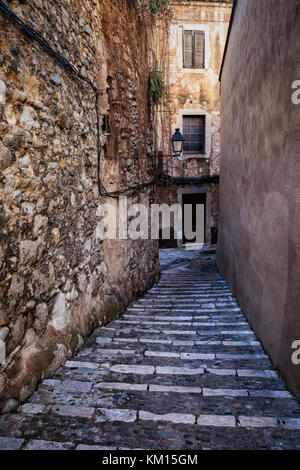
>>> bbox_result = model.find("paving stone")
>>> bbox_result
[52,405,95,418]
[237,370,278,378]
[216,354,265,360]
[140,411,195,424]
[154,316,193,321]
[238,416,279,428]
[223,341,260,346]
[95,382,148,391]
[173,340,195,346]
[96,338,112,344]
[156,366,204,375]
[280,418,300,430]
[203,388,248,397]
[96,348,136,356]
[0,437,24,450]
[65,361,99,369]
[113,338,139,343]
[24,440,74,450]
[76,445,117,450]
[109,364,155,374]
[162,330,197,335]
[140,339,172,344]
[96,408,137,423]
[221,331,254,336]
[21,403,46,414]
[62,380,93,393]
[149,385,202,394]
[195,340,221,345]
[248,390,293,399]
[196,330,221,336]
[181,353,215,360]
[207,369,236,376]
[43,379,61,387]
[197,414,236,427]
[145,351,180,358]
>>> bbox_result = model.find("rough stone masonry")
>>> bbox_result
[0,0,160,412]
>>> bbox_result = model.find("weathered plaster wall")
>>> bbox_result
[156,1,232,178]
[154,1,231,247]
[217,0,300,400]
[0,0,159,411]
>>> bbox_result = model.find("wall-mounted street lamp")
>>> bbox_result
[171,128,186,156]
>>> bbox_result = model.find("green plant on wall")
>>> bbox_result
[149,0,171,16]
[133,0,172,19]
[134,0,172,18]
[149,69,165,105]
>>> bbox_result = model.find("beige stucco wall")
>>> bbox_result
[217,0,300,400]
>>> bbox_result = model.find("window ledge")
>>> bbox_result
[181,68,207,73]
[182,154,209,160]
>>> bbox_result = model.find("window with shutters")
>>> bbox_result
[183,115,205,154]
[183,30,205,69]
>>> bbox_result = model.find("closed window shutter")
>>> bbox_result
[194,31,205,69]
[183,30,193,68]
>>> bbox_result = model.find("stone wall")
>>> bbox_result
[217,0,300,400]
[0,0,159,411]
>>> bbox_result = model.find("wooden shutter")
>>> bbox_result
[194,31,205,69]
[183,30,193,68]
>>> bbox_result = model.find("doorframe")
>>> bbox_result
[177,186,212,248]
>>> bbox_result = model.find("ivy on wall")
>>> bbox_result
[134,0,172,18]
[149,68,165,105]
[149,0,172,16]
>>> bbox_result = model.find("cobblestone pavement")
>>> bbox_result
[1,250,300,450]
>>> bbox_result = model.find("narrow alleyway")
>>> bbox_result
[0,250,300,450]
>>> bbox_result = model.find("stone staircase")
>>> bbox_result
[0,269,300,450]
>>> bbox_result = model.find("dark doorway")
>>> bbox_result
[182,193,206,244]
[159,227,178,249]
